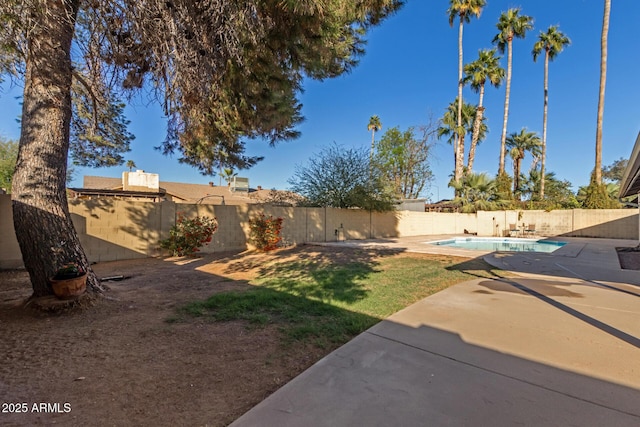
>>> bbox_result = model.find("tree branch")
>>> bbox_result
[71,68,98,134]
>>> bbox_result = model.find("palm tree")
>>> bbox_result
[447,0,487,185]
[367,115,382,158]
[437,98,486,172]
[367,115,382,185]
[506,128,542,200]
[523,169,579,207]
[493,8,534,176]
[594,0,611,186]
[450,172,498,213]
[126,160,137,172]
[532,25,570,200]
[220,167,237,186]
[463,48,504,174]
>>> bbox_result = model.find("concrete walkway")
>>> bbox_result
[231,236,640,426]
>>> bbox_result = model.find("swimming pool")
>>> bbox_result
[428,237,566,253]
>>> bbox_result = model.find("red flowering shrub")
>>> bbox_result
[160,214,218,257]
[248,214,283,251]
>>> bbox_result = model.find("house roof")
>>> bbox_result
[80,175,300,205]
[620,131,640,198]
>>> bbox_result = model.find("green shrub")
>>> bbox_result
[249,214,283,251]
[160,214,218,257]
[582,176,620,209]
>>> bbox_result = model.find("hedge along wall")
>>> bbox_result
[0,194,637,268]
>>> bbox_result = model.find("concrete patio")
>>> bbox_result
[231,236,640,426]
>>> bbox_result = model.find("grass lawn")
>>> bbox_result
[175,248,508,348]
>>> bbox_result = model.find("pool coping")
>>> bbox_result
[424,236,569,254]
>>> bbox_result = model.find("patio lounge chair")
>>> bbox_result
[524,224,536,237]
[508,223,520,237]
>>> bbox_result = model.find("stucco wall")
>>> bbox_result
[1,194,637,268]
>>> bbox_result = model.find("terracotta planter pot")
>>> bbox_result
[50,273,87,299]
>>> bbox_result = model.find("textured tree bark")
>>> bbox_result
[594,0,610,185]
[11,0,103,298]
[498,38,513,176]
[467,87,485,174]
[455,16,465,185]
[513,149,524,201]
[540,49,550,199]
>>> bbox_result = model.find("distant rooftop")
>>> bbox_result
[74,174,301,206]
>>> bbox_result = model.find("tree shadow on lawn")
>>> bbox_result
[214,245,403,304]
[178,287,381,348]
[176,245,405,347]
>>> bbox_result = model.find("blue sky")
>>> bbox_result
[1,0,639,200]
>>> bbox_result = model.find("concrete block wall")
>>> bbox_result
[326,208,371,241]
[397,211,430,236]
[570,209,638,239]
[0,194,638,268]
[372,211,400,238]
[303,208,326,242]
[68,199,163,262]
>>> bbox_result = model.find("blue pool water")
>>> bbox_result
[429,237,566,253]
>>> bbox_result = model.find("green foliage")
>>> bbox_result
[367,115,382,134]
[450,172,505,212]
[53,262,86,280]
[0,136,18,192]
[160,214,218,257]
[580,175,621,209]
[219,167,237,185]
[602,157,628,183]
[374,125,435,199]
[447,0,487,26]
[1,0,404,175]
[494,172,513,201]
[532,25,571,63]
[153,1,405,173]
[248,214,283,252]
[521,169,580,209]
[506,128,541,200]
[492,7,534,53]
[463,48,504,91]
[437,97,486,146]
[289,143,396,212]
[68,76,134,168]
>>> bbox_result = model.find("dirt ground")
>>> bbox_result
[1,246,352,427]
[1,244,638,427]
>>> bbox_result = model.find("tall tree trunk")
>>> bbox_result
[540,49,550,199]
[513,154,523,200]
[11,0,103,298]
[455,16,465,184]
[498,38,513,175]
[369,128,375,186]
[594,0,610,185]
[467,85,485,174]
[370,129,375,161]
[451,132,461,197]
